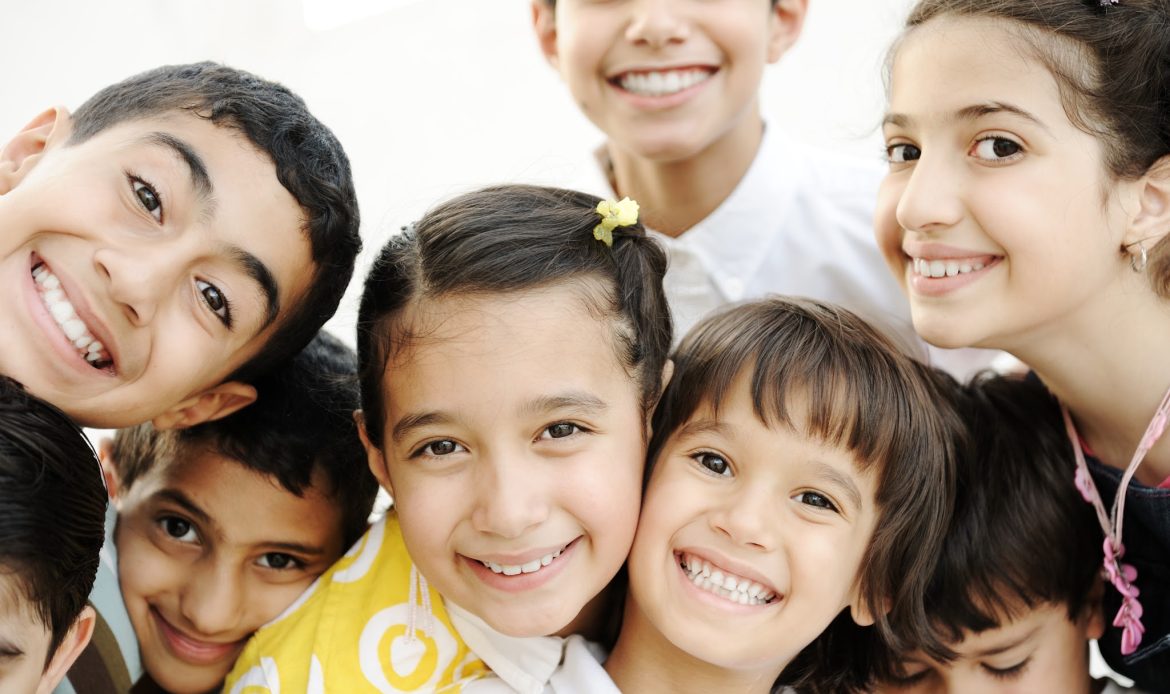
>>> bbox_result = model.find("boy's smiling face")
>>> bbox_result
[533,0,803,163]
[0,109,313,428]
[626,371,877,676]
[111,445,346,694]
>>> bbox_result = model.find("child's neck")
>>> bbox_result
[605,110,765,238]
[1012,285,1170,485]
[605,596,779,694]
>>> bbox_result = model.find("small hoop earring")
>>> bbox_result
[1130,242,1149,273]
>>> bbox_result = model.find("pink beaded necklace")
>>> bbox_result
[1060,384,1170,656]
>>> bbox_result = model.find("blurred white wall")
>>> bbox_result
[0,0,915,344]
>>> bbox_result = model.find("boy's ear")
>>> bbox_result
[36,606,95,694]
[1082,575,1107,641]
[531,0,560,70]
[1122,154,1170,251]
[97,438,121,503]
[766,0,809,64]
[355,410,394,496]
[150,381,258,430]
[0,107,72,195]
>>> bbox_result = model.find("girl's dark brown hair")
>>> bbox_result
[648,297,959,692]
[356,184,672,448]
[895,0,1170,295]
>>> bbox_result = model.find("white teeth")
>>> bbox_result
[481,547,565,577]
[619,68,713,97]
[32,263,110,367]
[913,257,989,279]
[679,553,775,606]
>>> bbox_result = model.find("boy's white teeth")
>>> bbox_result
[679,553,775,606]
[912,257,986,279]
[32,263,111,368]
[619,68,712,97]
[481,547,565,576]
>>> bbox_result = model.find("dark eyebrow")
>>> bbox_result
[675,418,731,440]
[520,391,608,417]
[153,489,213,528]
[263,541,328,558]
[391,411,453,445]
[810,461,863,512]
[883,101,1050,133]
[143,132,214,203]
[228,245,281,329]
[970,624,1041,658]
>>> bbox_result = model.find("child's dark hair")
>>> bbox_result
[111,331,376,547]
[69,61,361,382]
[897,0,1170,296]
[0,376,106,664]
[911,373,1102,650]
[647,297,958,692]
[356,184,672,448]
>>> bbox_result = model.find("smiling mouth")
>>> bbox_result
[32,262,113,370]
[679,552,777,606]
[909,256,997,279]
[477,541,572,577]
[612,67,715,97]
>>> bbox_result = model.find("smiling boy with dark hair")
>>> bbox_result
[0,61,360,429]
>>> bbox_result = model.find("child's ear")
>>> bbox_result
[36,605,95,694]
[97,438,121,503]
[0,107,72,195]
[150,381,258,430]
[766,0,809,64]
[531,0,560,70]
[644,359,675,440]
[355,410,394,496]
[1122,154,1170,253]
[1081,575,1107,641]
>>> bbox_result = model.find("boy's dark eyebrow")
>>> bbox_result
[882,101,1050,133]
[154,488,213,528]
[970,624,1041,658]
[143,132,281,331]
[262,541,329,557]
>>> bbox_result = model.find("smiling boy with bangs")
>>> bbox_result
[0,61,360,429]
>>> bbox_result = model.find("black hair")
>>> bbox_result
[914,373,1103,647]
[356,184,672,448]
[111,331,377,548]
[648,297,959,692]
[69,61,361,382]
[0,376,106,664]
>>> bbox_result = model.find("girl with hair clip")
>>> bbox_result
[876,0,1170,688]
[226,185,672,693]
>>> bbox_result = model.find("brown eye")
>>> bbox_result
[132,178,163,222]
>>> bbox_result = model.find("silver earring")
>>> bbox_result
[1130,242,1148,273]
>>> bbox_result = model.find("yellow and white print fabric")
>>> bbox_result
[224,513,488,693]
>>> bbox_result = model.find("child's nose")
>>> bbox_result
[180,564,245,636]
[471,454,550,539]
[710,485,778,551]
[894,155,965,236]
[626,0,690,48]
[93,245,176,327]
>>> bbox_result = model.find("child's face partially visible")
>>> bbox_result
[0,111,313,428]
[534,0,796,163]
[626,373,877,675]
[879,602,1103,693]
[875,16,1136,353]
[0,576,53,694]
[113,447,346,694]
[366,285,647,637]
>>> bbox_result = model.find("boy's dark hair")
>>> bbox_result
[68,62,361,382]
[914,373,1102,647]
[0,376,106,663]
[111,331,376,547]
[897,0,1170,297]
[356,184,672,448]
[647,297,958,693]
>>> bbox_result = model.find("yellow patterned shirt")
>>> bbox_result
[224,513,488,693]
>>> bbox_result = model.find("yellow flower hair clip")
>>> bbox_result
[593,197,640,247]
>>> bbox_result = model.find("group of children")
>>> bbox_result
[2,0,1169,692]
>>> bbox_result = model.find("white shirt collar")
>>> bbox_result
[447,601,567,694]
